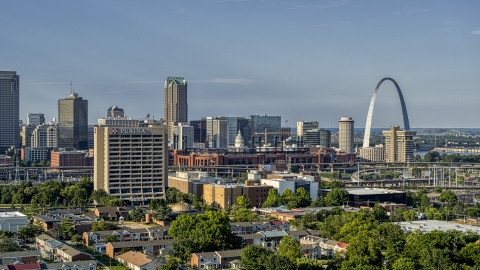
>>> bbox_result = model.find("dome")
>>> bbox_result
[171,202,193,212]
[235,130,244,148]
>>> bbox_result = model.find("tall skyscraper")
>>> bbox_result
[94,124,168,204]
[338,117,354,153]
[383,126,416,163]
[164,77,187,140]
[248,115,281,147]
[0,71,20,151]
[58,92,88,150]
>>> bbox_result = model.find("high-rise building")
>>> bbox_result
[31,124,58,148]
[206,116,228,148]
[297,121,319,143]
[164,77,187,140]
[338,117,354,153]
[58,92,88,150]
[0,71,20,151]
[106,106,125,118]
[20,125,36,147]
[249,115,281,147]
[360,145,385,162]
[27,113,45,126]
[383,126,416,163]
[94,124,168,204]
[172,123,194,150]
[189,119,206,144]
[304,128,331,147]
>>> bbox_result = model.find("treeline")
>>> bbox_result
[423,151,480,163]
[0,178,122,208]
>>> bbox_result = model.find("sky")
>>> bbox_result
[1,0,479,128]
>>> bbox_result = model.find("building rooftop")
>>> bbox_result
[398,220,480,234]
[166,77,186,86]
[0,211,27,218]
[117,251,152,267]
[319,188,405,195]
[40,260,97,269]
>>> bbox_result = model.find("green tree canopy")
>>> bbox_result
[240,245,274,270]
[263,189,282,208]
[277,235,301,263]
[324,188,349,206]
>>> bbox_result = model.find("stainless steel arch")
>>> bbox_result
[363,78,410,148]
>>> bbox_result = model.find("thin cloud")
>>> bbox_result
[471,29,480,35]
[191,78,256,85]
[23,80,164,85]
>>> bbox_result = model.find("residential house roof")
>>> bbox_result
[0,250,41,257]
[108,239,174,249]
[215,249,242,258]
[301,244,316,251]
[259,231,289,238]
[191,251,217,259]
[5,263,41,270]
[57,245,85,257]
[40,260,97,269]
[287,230,309,236]
[117,251,152,267]
[270,221,288,225]
[231,222,253,227]
[337,242,349,249]
[240,234,263,240]
[36,234,55,242]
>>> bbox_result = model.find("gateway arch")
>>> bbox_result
[363,78,410,148]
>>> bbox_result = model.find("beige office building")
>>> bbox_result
[383,126,416,163]
[360,145,385,162]
[94,125,168,204]
[296,121,319,141]
[338,117,354,153]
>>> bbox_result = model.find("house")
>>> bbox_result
[0,250,41,265]
[117,251,154,270]
[301,244,322,259]
[94,207,129,221]
[299,236,348,258]
[0,262,42,270]
[35,234,92,262]
[105,239,174,258]
[40,260,97,270]
[190,249,242,270]
[33,211,95,234]
[269,221,290,231]
[83,226,170,246]
[230,222,254,235]
[286,230,310,241]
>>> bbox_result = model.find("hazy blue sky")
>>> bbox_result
[1,0,479,128]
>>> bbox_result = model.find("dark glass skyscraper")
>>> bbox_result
[0,71,19,152]
[58,92,88,150]
[164,77,187,140]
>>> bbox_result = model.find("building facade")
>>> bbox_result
[206,116,228,148]
[249,115,281,147]
[31,124,58,148]
[164,77,187,140]
[360,145,385,162]
[297,121,319,142]
[189,119,206,144]
[171,123,194,150]
[94,125,168,204]
[383,126,416,163]
[58,92,88,150]
[338,117,354,153]
[27,113,45,126]
[106,106,125,118]
[21,147,49,162]
[0,71,19,151]
[51,149,92,167]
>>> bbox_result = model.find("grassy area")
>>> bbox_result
[74,244,126,270]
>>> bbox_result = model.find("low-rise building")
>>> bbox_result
[0,260,97,270]
[93,207,129,221]
[35,234,92,262]
[20,147,49,163]
[0,250,41,264]
[0,211,28,233]
[260,174,319,201]
[203,182,272,209]
[83,226,170,246]
[50,148,93,167]
[117,251,154,270]
[190,249,242,270]
[105,239,174,258]
[318,188,406,207]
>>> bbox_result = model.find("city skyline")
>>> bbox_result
[1,1,479,128]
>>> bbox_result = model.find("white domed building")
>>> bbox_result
[234,130,244,149]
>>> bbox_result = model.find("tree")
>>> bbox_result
[0,236,21,252]
[236,195,252,208]
[295,187,311,208]
[342,232,382,269]
[310,196,325,207]
[105,235,120,243]
[391,257,416,270]
[153,201,172,222]
[240,245,273,270]
[266,254,297,270]
[277,235,301,263]
[440,190,457,206]
[263,189,282,208]
[71,234,83,245]
[128,208,145,222]
[324,188,349,207]
[297,257,324,270]
[424,151,440,162]
[169,211,242,262]
[372,204,388,221]
[231,206,258,222]
[465,207,480,218]
[460,242,480,267]
[282,188,295,206]
[403,209,416,221]
[58,218,75,239]
[91,221,119,231]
